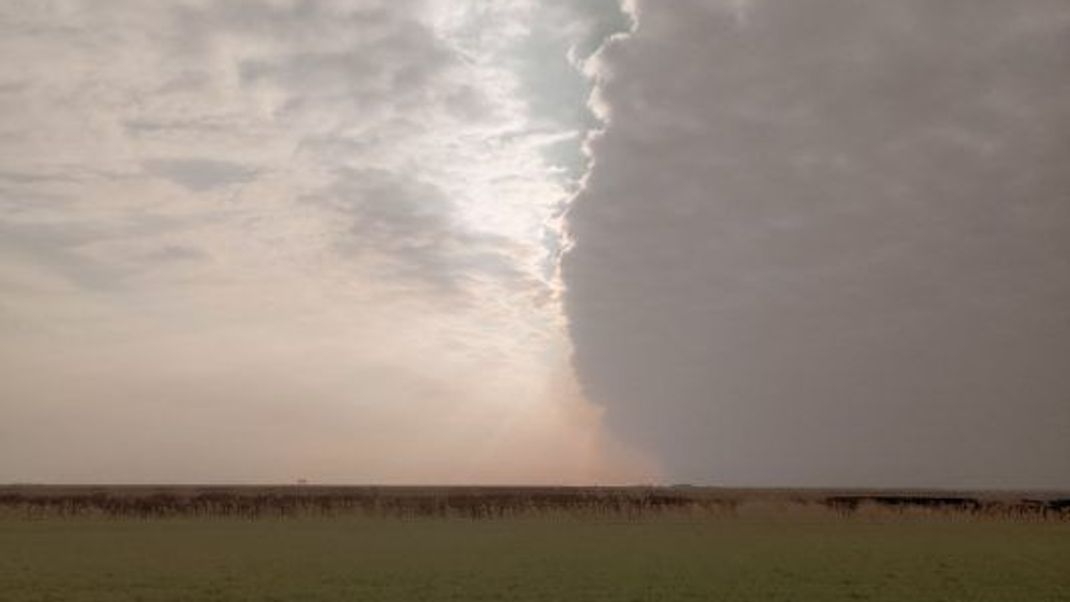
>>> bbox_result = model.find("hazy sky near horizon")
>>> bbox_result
[2,0,1068,488]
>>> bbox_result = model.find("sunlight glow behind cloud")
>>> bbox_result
[0,0,652,485]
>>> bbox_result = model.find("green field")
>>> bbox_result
[2,516,1068,601]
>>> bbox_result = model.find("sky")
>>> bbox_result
[2,0,1068,489]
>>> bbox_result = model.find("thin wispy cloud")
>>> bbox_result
[0,0,648,485]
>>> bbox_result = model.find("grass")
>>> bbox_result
[2,515,1068,601]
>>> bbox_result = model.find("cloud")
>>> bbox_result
[0,0,534,298]
[0,219,125,292]
[144,159,257,192]
[0,0,650,484]
[309,167,526,293]
[564,0,1070,488]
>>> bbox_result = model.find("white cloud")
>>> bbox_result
[0,0,651,484]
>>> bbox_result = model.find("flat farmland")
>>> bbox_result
[1,487,1068,601]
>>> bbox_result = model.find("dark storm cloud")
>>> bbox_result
[564,0,1070,488]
